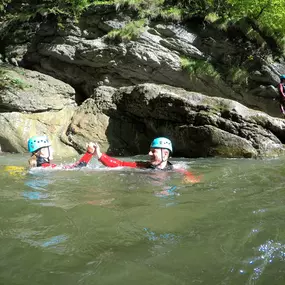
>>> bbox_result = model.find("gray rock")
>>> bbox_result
[22,13,235,100]
[67,83,285,158]
[159,38,204,59]
[2,5,285,121]
[0,107,77,155]
[0,65,76,112]
[155,24,198,44]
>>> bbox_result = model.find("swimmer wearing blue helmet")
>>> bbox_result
[91,137,200,183]
[27,135,96,168]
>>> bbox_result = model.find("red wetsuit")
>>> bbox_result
[39,152,93,169]
[99,153,201,182]
[99,153,156,168]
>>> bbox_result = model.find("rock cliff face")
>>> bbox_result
[20,5,285,116]
[66,83,285,158]
[0,66,78,156]
[1,4,285,158]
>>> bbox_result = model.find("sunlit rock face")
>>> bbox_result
[1,4,285,157]
[66,83,285,158]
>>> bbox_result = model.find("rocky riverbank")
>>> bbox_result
[1,3,285,158]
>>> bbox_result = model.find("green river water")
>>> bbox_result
[1,153,285,285]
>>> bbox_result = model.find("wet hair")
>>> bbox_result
[28,153,38,168]
[28,149,43,168]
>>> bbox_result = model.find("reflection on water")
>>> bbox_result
[1,155,285,284]
[144,228,179,243]
[22,191,49,200]
[23,178,51,199]
[241,240,285,284]
[18,231,68,251]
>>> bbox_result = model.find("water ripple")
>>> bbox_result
[241,240,285,284]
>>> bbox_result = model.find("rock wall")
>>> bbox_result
[60,83,285,158]
[1,4,285,158]
[19,4,285,117]
[0,65,78,156]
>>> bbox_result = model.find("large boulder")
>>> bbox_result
[0,65,76,112]
[0,107,77,156]
[0,65,78,156]
[66,83,285,158]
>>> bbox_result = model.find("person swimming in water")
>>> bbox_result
[27,135,95,169]
[92,137,200,183]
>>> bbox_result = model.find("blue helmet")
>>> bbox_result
[150,137,173,153]
[27,135,51,153]
[280,75,285,80]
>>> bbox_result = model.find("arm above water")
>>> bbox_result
[64,152,94,169]
[93,142,149,168]
[62,143,95,169]
[99,153,149,168]
[40,153,93,169]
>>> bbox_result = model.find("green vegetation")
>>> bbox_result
[227,0,285,36]
[107,19,147,41]
[228,66,249,85]
[180,57,220,79]
[1,0,94,20]
[114,0,164,13]
[92,0,113,4]
[159,7,183,21]
[204,12,220,24]
[113,0,183,20]
[1,0,285,51]
[0,68,31,90]
[0,0,11,12]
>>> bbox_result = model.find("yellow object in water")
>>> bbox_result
[4,166,26,177]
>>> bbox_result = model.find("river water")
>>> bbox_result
[1,153,285,285]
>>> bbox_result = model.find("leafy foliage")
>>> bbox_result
[0,0,11,13]
[0,67,31,90]
[225,0,285,48]
[159,7,183,21]
[1,0,93,20]
[228,66,249,85]
[1,0,285,51]
[107,19,147,41]
[112,0,285,51]
[180,57,220,79]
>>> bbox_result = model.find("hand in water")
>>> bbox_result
[156,186,180,197]
[183,175,201,184]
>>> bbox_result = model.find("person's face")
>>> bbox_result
[39,146,54,160]
[148,148,169,166]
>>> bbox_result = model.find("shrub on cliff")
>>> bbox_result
[1,0,285,52]
[0,66,30,90]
